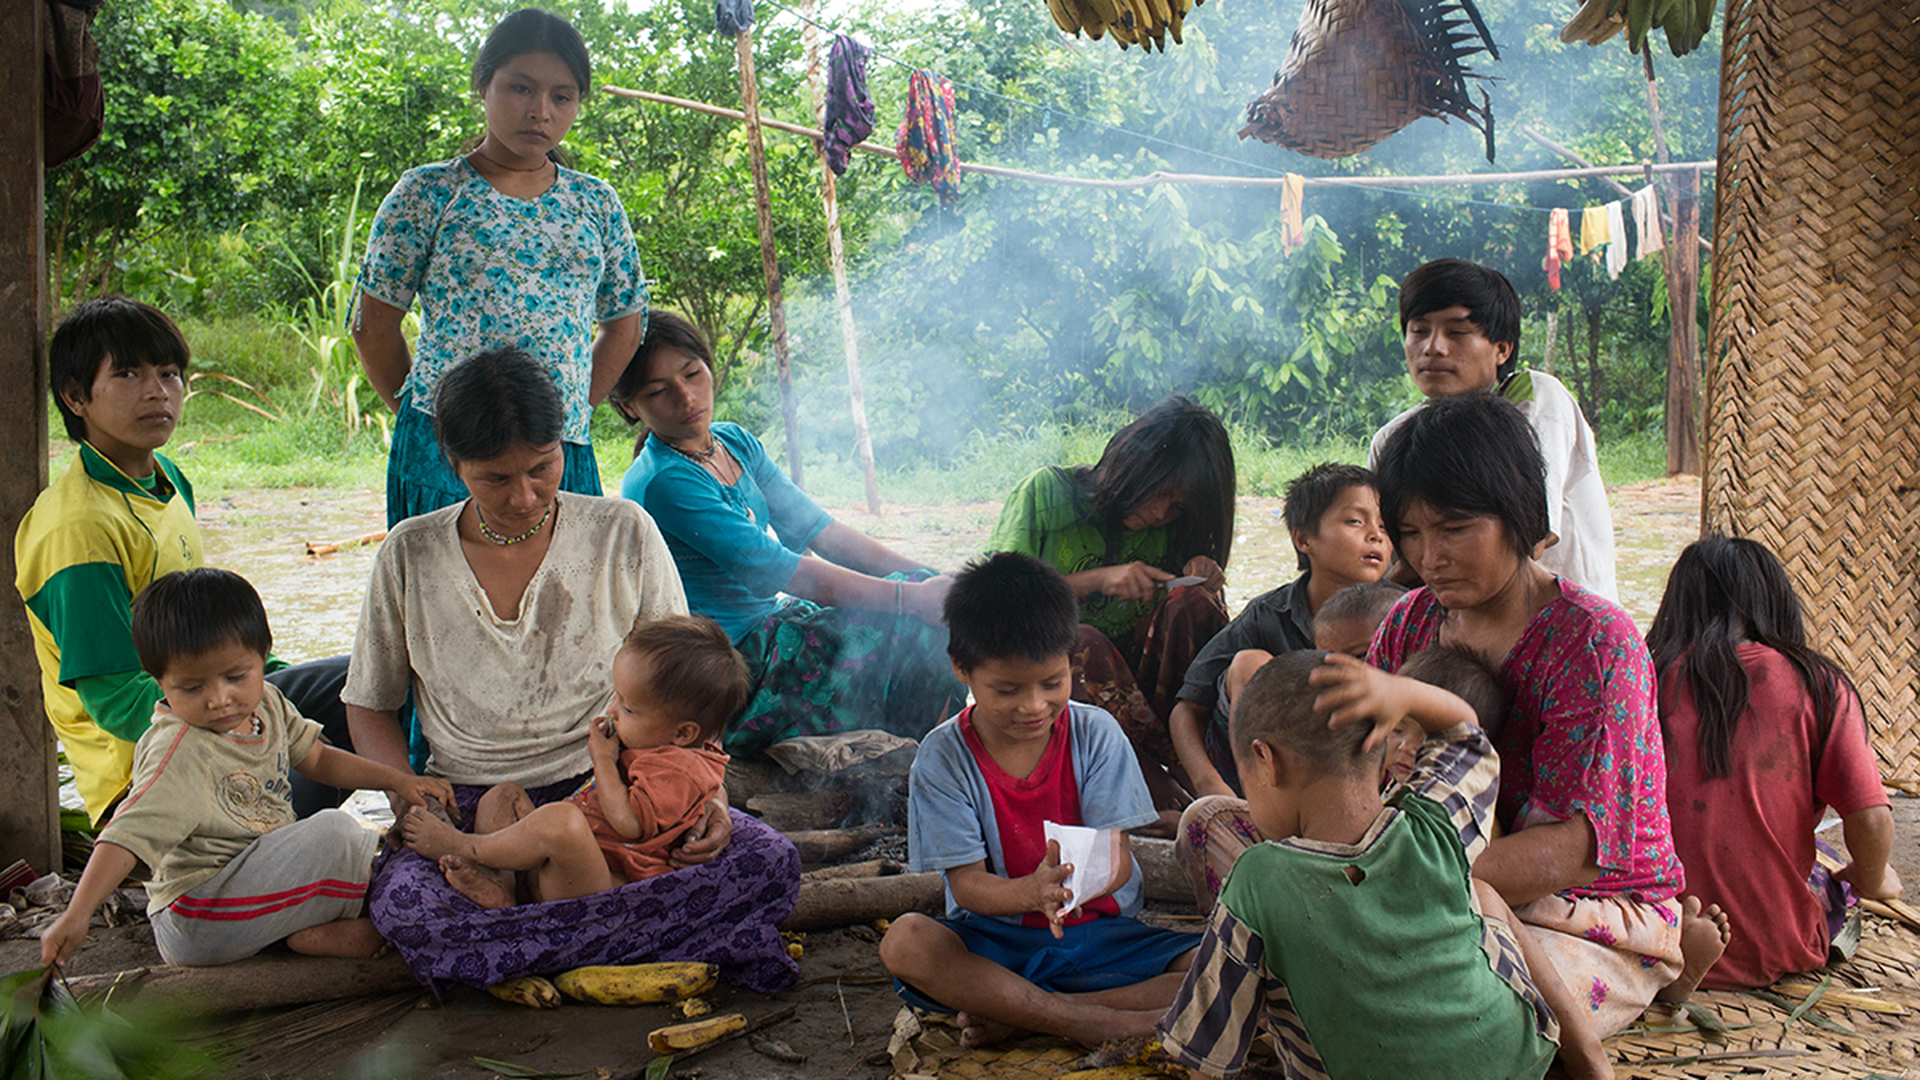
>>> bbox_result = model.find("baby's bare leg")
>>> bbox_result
[1222,650,1274,713]
[473,782,535,834]
[404,801,615,906]
[286,917,386,958]
[879,914,1164,1049]
[1472,879,1612,1080]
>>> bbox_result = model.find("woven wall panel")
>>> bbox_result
[1703,0,1920,780]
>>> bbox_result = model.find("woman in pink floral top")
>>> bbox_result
[1369,393,1725,1038]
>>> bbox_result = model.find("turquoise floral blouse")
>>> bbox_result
[355,157,648,443]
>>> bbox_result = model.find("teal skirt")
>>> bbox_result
[727,573,966,756]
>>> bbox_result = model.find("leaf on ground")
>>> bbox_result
[469,1057,586,1079]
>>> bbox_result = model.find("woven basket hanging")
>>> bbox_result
[1704,0,1920,783]
[1240,0,1498,161]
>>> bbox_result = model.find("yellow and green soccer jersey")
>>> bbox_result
[15,444,202,822]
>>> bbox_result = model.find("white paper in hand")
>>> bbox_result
[1043,820,1126,918]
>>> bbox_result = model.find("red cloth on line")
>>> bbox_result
[1663,644,1889,989]
[1546,208,1574,290]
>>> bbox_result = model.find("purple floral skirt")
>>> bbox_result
[368,775,801,994]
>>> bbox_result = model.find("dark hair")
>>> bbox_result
[1231,650,1374,776]
[1374,393,1549,563]
[1398,645,1506,734]
[610,311,711,457]
[474,9,592,97]
[434,348,565,465]
[944,553,1079,672]
[623,615,749,743]
[1312,580,1407,640]
[1072,395,1235,568]
[1646,534,1860,780]
[1398,259,1521,382]
[51,296,191,443]
[132,568,272,679]
[1284,463,1377,571]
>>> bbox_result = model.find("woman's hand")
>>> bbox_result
[671,796,734,868]
[1094,562,1173,603]
[1181,556,1226,592]
[905,576,954,626]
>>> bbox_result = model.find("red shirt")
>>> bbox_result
[1664,645,1888,988]
[959,706,1120,928]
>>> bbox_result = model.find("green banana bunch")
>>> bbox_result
[1558,0,1716,55]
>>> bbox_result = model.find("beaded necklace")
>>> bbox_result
[477,503,553,546]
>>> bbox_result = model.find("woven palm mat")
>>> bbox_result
[888,913,1920,1079]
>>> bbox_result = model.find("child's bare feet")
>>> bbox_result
[286,917,388,958]
[955,1011,1026,1049]
[1656,896,1730,1003]
[400,804,470,861]
[440,855,516,910]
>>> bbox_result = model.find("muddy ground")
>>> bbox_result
[7,475,1918,1078]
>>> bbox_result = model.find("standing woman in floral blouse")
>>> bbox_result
[352,8,646,527]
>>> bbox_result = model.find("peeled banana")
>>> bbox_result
[486,975,562,1009]
[1557,0,1717,56]
[647,1013,749,1053]
[1039,0,1201,53]
[553,962,719,1005]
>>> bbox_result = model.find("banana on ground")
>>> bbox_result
[553,962,718,1005]
[486,975,562,1009]
[648,1013,749,1053]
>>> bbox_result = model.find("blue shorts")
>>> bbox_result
[893,914,1201,1012]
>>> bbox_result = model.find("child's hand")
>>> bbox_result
[588,711,621,762]
[40,909,89,967]
[391,773,456,816]
[1307,653,1411,750]
[1026,838,1075,939]
[1839,859,1903,900]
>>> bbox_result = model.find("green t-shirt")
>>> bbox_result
[1213,794,1556,1080]
[985,467,1174,641]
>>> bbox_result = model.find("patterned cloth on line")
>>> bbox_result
[822,35,875,176]
[368,776,801,994]
[727,578,967,756]
[896,70,959,205]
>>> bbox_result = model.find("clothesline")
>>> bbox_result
[607,86,1710,199]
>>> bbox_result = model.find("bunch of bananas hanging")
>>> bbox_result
[1043,0,1203,52]
[1558,0,1717,56]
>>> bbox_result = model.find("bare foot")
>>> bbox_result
[440,854,516,910]
[400,804,473,861]
[955,1011,1026,1049]
[286,917,388,958]
[1655,895,1730,1003]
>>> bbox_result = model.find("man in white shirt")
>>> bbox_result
[1367,259,1618,600]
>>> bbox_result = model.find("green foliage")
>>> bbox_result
[3,967,212,1079]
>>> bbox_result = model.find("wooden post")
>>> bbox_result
[1,0,59,875]
[1664,168,1702,475]
[733,30,804,486]
[801,10,881,513]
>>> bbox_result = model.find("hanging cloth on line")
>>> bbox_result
[1631,185,1664,260]
[1545,207,1573,290]
[1280,173,1306,252]
[1605,200,1627,280]
[1579,204,1610,254]
[715,0,753,34]
[896,70,960,205]
[821,35,875,177]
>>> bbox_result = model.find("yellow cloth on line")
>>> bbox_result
[1579,204,1611,254]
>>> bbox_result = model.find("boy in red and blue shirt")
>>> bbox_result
[880,553,1199,1047]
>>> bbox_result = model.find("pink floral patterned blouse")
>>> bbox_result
[1369,580,1683,902]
